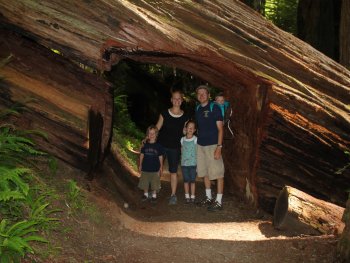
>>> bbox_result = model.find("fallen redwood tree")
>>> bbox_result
[338,195,350,261]
[0,0,349,210]
[273,186,345,235]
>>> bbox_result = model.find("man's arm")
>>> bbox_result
[214,120,223,160]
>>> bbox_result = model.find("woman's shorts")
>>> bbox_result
[197,144,224,180]
[181,165,197,183]
[164,147,180,173]
[138,171,160,191]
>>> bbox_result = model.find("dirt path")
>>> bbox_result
[37,162,339,263]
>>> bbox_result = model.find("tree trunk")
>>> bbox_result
[338,195,350,261]
[0,0,349,209]
[0,29,113,171]
[340,0,350,69]
[297,0,341,61]
[273,186,345,235]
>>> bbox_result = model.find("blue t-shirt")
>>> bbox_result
[195,102,223,146]
[141,142,164,172]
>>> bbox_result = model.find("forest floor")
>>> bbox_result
[27,159,341,263]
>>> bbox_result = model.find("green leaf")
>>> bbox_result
[6,220,38,236]
[23,235,48,243]
[4,237,26,256]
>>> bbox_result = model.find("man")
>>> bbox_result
[195,85,225,211]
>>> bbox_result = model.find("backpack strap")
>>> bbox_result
[196,101,215,112]
[209,101,214,112]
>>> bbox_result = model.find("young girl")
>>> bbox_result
[180,120,197,204]
[138,125,164,203]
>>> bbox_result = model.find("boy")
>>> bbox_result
[138,125,164,203]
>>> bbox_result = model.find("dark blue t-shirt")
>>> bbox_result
[195,102,223,146]
[141,142,165,172]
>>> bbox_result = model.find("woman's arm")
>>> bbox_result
[156,114,164,130]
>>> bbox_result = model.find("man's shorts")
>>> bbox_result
[197,144,224,180]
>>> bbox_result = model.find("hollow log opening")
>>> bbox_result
[103,47,271,207]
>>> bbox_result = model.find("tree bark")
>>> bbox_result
[297,0,341,61]
[0,0,349,209]
[338,195,350,261]
[340,0,350,69]
[273,186,345,235]
[0,29,112,171]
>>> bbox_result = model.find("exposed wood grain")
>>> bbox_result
[0,0,349,209]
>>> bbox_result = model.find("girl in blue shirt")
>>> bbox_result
[180,120,197,204]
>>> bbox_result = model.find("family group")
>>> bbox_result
[138,85,229,212]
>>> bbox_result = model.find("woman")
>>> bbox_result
[156,90,189,205]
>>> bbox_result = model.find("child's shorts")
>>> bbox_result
[181,165,197,183]
[138,171,160,191]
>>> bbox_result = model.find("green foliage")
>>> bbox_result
[113,92,144,139]
[67,180,81,202]
[48,156,58,176]
[65,179,85,213]
[264,0,299,35]
[113,129,141,170]
[0,167,30,202]
[0,103,56,261]
[0,219,47,263]
[112,82,144,169]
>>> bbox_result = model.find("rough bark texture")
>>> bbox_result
[338,195,350,261]
[273,186,345,235]
[0,0,349,210]
[0,29,112,171]
[297,0,341,61]
[340,0,350,69]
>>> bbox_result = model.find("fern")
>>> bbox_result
[0,66,55,261]
[0,219,47,262]
[0,127,46,167]
[0,167,30,202]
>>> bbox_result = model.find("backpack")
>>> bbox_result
[196,101,234,139]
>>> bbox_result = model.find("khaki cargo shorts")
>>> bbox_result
[197,144,224,180]
[138,171,160,191]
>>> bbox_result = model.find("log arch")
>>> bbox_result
[101,44,272,205]
[0,0,349,210]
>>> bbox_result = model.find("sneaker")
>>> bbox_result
[168,195,177,205]
[185,198,191,204]
[150,197,157,204]
[190,198,196,204]
[141,195,149,202]
[196,197,213,207]
[207,201,223,212]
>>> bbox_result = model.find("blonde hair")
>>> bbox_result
[146,125,158,141]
